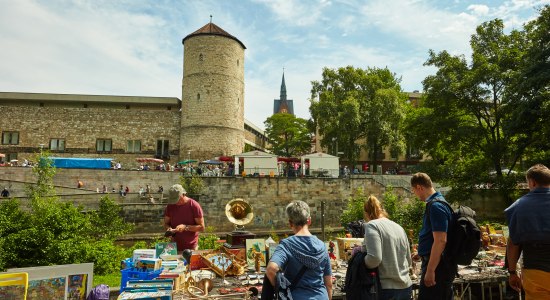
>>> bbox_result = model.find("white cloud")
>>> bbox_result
[357,0,479,55]
[468,4,490,15]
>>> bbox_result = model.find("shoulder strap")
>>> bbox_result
[426,198,453,223]
[290,265,307,287]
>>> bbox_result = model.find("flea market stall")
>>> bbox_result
[235,151,277,176]
[301,152,339,177]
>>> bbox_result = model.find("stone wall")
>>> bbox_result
[0,168,406,236]
[0,168,513,239]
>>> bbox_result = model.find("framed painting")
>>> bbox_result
[245,238,267,268]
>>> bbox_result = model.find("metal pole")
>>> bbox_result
[321,200,326,241]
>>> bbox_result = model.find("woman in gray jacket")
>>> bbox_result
[363,195,412,300]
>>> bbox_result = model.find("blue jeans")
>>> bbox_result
[379,286,412,300]
[418,256,456,300]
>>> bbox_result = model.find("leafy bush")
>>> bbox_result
[269,226,280,243]
[198,226,220,250]
[383,186,425,239]
[0,150,133,275]
[340,187,425,243]
[340,188,368,226]
[179,174,206,195]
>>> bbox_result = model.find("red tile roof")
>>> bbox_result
[182,22,246,49]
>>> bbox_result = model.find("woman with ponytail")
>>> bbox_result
[363,195,412,300]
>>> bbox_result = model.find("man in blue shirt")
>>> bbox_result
[505,164,550,299]
[411,172,455,300]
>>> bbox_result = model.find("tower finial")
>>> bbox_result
[210,15,212,23]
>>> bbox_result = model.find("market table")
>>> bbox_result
[453,267,509,300]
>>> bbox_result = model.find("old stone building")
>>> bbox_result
[0,22,266,166]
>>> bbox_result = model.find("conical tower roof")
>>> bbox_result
[182,22,246,49]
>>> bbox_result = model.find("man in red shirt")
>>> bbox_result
[164,184,205,251]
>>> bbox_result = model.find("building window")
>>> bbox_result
[2,131,19,145]
[83,103,88,108]
[156,139,169,159]
[199,54,203,61]
[96,139,112,152]
[127,140,141,153]
[407,146,422,160]
[126,105,130,109]
[50,139,65,151]
[39,103,44,107]
[237,59,239,66]
[197,93,200,101]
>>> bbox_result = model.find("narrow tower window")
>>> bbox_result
[199,54,203,61]
[197,93,201,101]
[237,59,239,66]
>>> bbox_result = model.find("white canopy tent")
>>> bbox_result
[301,152,339,177]
[235,150,278,176]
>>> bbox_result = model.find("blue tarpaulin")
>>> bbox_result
[48,157,113,169]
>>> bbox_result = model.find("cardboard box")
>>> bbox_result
[158,272,185,290]
[135,258,162,271]
[336,238,363,261]
[133,249,156,261]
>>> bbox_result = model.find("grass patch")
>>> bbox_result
[93,272,121,288]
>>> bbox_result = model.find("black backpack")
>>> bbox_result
[346,219,366,238]
[427,199,481,266]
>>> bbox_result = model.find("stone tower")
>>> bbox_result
[181,22,245,160]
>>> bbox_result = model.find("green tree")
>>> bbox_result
[0,150,133,274]
[409,18,530,201]
[508,5,550,166]
[310,66,407,169]
[264,113,313,157]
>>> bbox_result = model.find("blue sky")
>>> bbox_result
[0,0,547,129]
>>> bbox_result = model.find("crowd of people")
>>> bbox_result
[255,165,550,299]
[3,152,549,298]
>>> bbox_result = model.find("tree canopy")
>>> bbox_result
[264,113,313,157]
[407,7,550,201]
[310,66,408,169]
[0,151,133,274]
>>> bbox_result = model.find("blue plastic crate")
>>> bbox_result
[120,268,162,291]
[121,258,133,270]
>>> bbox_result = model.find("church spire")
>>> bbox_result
[280,71,287,101]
